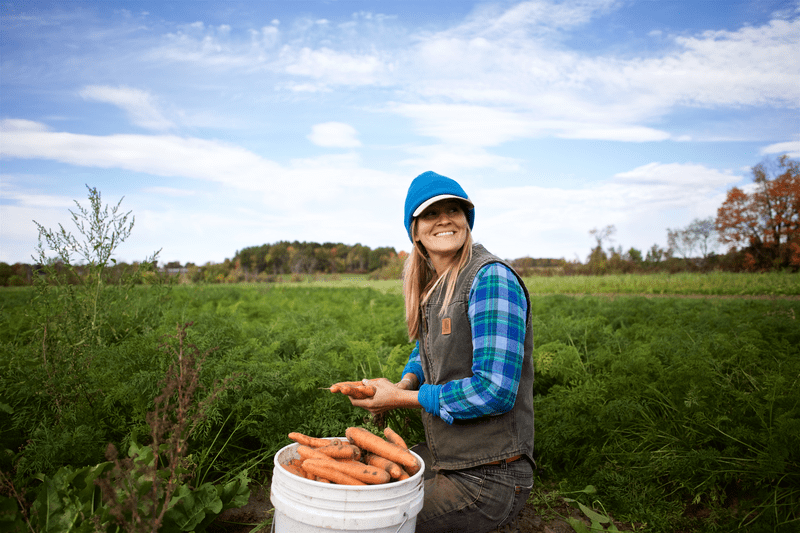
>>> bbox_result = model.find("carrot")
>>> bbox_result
[346,385,376,399]
[383,427,408,450]
[288,432,342,448]
[345,427,420,473]
[316,443,358,460]
[347,444,362,462]
[301,460,366,486]
[404,459,421,476]
[328,381,376,398]
[296,445,337,463]
[365,453,403,479]
[329,381,364,393]
[281,463,305,478]
[303,458,390,485]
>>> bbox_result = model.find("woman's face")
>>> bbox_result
[414,199,469,261]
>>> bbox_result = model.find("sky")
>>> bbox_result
[1,0,799,266]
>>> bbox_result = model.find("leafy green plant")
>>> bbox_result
[2,187,168,479]
[562,486,622,532]
[2,322,249,532]
[31,185,165,350]
[531,295,799,531]
[3,274,798,532]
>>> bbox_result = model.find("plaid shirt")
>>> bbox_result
[403,263,528,424]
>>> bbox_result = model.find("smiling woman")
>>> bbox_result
[348,171,536,533]
[414,199,470,271]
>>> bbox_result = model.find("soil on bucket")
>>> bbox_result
[208,482,639,533]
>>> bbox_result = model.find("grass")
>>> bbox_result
[223,271,799,296]
[521,271,799,296]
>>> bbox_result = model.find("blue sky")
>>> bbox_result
[2,0,798,266]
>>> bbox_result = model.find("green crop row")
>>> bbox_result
[522,271,800,296]
[232,270,800,296]
[1,283,798,532]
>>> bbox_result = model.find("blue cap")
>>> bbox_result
[404,171,474,241]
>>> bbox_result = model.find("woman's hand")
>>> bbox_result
[350,377,421,415]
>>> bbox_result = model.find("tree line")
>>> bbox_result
[539,154,798,276]
[1,155,797,286]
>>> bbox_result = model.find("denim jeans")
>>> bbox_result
[411,443,533,533]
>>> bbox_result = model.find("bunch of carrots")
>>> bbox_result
[281,426,421,486]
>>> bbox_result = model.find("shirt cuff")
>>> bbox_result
[419,384,453,423]
[402,362,425,386]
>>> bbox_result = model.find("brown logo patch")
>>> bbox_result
[442,317,451,335]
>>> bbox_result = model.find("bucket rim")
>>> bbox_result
[272,437,424,491]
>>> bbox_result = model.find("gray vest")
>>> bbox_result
[419,244,535,471]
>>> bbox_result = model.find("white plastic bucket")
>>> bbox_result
[270,438,424,533]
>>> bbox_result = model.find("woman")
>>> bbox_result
[351,171,535,533]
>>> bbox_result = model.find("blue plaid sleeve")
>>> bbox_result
[402,342,425,386]
[435,263,528,424]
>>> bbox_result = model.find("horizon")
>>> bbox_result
[2,0,798,266]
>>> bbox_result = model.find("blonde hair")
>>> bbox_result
[403,219,473,340]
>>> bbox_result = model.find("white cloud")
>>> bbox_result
[1,119,282,192]
[393,4,799,145]
[1,189,75,209]
[307,122,362,148]
[391,104,535,146]
[471,161,743,260]
[79,85,175,131]
[399,145,522,173]
[251,25,280,49]
[652,21,798,109]
[459,0,620,38]
[110,1,798,145]
[556,125,670,142]
[141,186,197,197]
[0,119,400,212]
[760,139,800,157]
[282,46,388,86]
[1,119,51,133]
[391,103,671,145]
[612,162,740,188]
[151,23,270,67]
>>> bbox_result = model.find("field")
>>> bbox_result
[1,273,798,532]
[271,270,800,296]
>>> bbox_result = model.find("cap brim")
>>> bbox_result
[413,194,474,217]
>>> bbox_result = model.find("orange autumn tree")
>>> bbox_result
[716,155,800,270]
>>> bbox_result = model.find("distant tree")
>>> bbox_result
[0,262,14,286]
[346,244,369,272]
[645,244,667,263]
[586,225,616,274]
[626,247,643,263]
[589,225,616,250]
[716,155,799,269]
[667,217,718,265]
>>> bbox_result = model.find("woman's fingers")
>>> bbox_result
[349,378,399,414]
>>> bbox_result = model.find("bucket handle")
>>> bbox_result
[393,511,409,533]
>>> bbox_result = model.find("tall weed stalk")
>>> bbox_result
[95,322,236,532]
[7,186,169,477]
